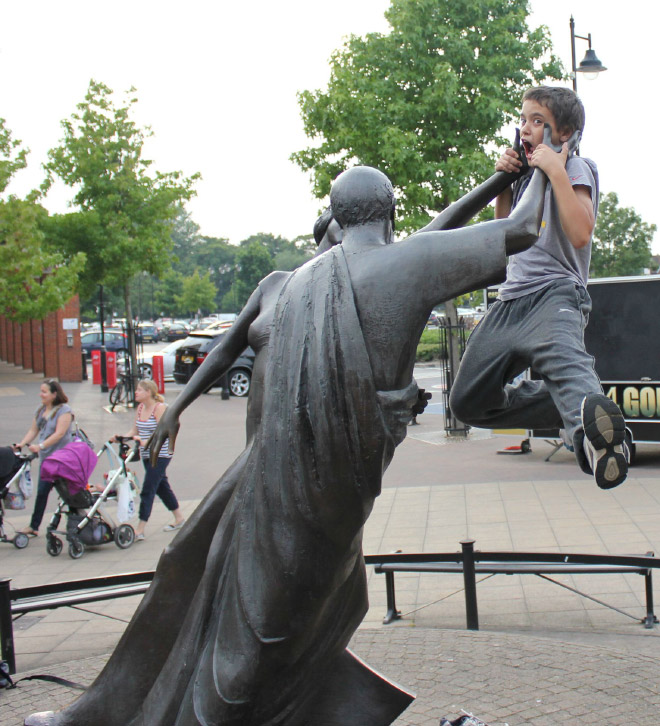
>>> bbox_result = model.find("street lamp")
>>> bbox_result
[570,16,607,93]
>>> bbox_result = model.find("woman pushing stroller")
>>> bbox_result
[112,379,184,541]
[14,379,74,537]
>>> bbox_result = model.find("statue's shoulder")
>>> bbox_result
[257,270,291,297]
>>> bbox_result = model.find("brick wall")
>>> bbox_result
[0,297,82,382]
[31,319,44,374]
[6,320,15,364]
[0,317,7,361]
[13,322,22,366]
[22,321,32,371]
[54,297,82,382]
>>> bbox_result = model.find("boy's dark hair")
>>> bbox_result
[523,86,585,134]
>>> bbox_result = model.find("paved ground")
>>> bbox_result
[1,360,660,724]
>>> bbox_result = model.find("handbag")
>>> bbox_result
[73,418,95,450]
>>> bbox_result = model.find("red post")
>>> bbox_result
[152,355,165,395]
[91,350,102,385]
[106,351,117,388]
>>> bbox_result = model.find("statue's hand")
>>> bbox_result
[512,127,529,172]
[147,407,180,466]
[412,388,432,416]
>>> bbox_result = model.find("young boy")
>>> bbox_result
[449,86,628,489]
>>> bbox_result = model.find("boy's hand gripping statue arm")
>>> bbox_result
[414,129,528,234]
[504,125,582,255]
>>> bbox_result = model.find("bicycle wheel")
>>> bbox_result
[109,381,126,409]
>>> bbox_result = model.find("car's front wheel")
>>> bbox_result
[229,368,251,397]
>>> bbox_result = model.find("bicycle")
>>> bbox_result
[109,372,132,411]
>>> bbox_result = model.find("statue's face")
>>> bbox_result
[317,219,343,254]
[326,219,343,246]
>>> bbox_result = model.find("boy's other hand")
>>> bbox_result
[529,141,568,177]
[495,148,523,173]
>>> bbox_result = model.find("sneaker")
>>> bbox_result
[440,715,491,726]
[581,393,628,489]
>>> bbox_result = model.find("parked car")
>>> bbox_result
[173,331,254,396]
[137,323,159,344]
[80,330,128,359]
[118,339,185,382]
[162,322,190,341]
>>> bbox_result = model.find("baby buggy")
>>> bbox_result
[43,437,140,559]
[0,446,36,549]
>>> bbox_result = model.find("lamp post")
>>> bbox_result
[570,16,607,94]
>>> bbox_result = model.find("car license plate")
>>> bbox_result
[181,355,194,364]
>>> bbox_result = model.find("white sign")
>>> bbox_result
[62,318,79,330]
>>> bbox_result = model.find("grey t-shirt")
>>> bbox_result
[499,155,599,300]
[36,403,74,461]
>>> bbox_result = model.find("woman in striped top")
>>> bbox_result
[112,379,184,541]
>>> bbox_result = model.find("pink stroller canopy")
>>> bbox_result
[40,440,97,492]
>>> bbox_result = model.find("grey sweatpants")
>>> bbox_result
[449,279,602,460]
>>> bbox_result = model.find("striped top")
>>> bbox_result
[136,404,171,459]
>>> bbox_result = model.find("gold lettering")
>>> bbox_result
[640,387,656,418]
[623,387,639,418]
[605,386,618,405]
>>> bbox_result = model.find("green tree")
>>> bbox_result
[0,119,84,322]
[176,270,218,316]
[154,269,185,317]
[590,192,656,278]
[170,205,203,276]
[43,80,199,354]
[194,235,236,308]
[292,0,562,232]
[228,241,274,310]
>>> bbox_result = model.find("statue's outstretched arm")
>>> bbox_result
[413,127,580,236]
[413,130,527,235]
[147,290,261,464]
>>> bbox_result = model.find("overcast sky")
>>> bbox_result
[2,0,658,252]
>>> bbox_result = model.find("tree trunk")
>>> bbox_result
[124,282,138,407]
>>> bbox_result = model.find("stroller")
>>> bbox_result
[0,446,36,549]
[43,436,141,559]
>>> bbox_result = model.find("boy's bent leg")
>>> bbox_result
[450,299,563,430]
[526,281,628,487]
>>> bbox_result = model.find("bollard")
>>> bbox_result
[461,540,479,630]
[81,351,88,381]
[0,578,15,674]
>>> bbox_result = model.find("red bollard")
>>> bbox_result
[106,351,117,388]
[152,355,165,395]
[91,350,102,385]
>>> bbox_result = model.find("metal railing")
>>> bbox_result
[0,571,154,674]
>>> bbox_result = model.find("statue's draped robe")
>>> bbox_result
[54,247,418,726]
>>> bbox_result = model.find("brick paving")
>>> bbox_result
[3,628,660,725]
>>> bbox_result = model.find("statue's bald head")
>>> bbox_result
[330,166,395,229]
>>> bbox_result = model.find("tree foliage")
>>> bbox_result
[176,269,218,315]
[292,0,562,232]
[590,192,656,278]
[43,80,199,321]
[0,119,85,322]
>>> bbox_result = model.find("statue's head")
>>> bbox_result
[313,206,343,254]
[330,166,395,230]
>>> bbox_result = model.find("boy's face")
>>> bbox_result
[519,99,571,160]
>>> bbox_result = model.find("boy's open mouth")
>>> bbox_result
[522,140,533,159]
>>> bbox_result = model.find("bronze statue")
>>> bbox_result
[26,132,550,726]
